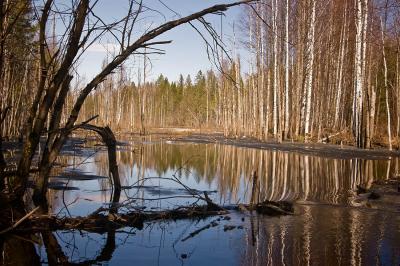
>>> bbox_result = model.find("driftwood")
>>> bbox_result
[225,201,294,216]
[16,205,228,233]
[318,131,344,143]
[7,199,293,234]
[254,201,294,215]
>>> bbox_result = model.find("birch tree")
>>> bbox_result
[303,0,316,139]
[272,0,279,139]
[353,0,368,148]
[283,0,290,139]
[380,16,392,150]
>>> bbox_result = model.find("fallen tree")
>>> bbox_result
[1,195,293,234]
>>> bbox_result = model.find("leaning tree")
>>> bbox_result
[0,0,256,208]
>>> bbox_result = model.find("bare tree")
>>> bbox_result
[3,0,256,206]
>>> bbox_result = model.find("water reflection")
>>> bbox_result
[241,205,400,266]
[2,205,399,265]
[1,235,41,265]
[4,140,398,265]
[70,141,399,208]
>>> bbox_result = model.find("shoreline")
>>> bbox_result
[120,131,400,160]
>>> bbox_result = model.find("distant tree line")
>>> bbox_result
[76,0,400,149]
[79,69,220,131]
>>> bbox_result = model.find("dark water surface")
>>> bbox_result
[6,138,400,265]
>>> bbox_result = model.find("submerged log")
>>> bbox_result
[226,201,294,216]
[355,184,381,200]
[255,200,294,215]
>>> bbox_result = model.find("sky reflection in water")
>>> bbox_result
[33,140,400,265]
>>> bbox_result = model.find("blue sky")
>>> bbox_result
[74,0,249,82]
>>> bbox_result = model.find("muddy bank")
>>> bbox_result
[170,133,400,160]
[6,130,398,161]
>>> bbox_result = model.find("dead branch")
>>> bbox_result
[19,205,228,234]
[78,124,121,213]
[12,201,294,234]
[0,206,40,235]
[250,171,259,207]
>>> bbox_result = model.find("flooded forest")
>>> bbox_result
[0,0,400,265]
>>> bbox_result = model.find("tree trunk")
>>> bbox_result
[303,0,316,140]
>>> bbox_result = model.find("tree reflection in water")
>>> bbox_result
[1,229,118,265]
[1,141,399,265]
[90,141,399,206]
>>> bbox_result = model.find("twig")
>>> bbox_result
[181,218,219,242]
[0,206,41,235]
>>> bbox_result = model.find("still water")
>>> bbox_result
[12,138,400,265]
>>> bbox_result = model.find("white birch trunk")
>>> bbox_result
[304,0,316,138]
[259,3,265,139]
[353,0,367,147]
[334,5,347,128]
[272,0,279,138]
[380,17,392,150]
[284,0,290,138]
